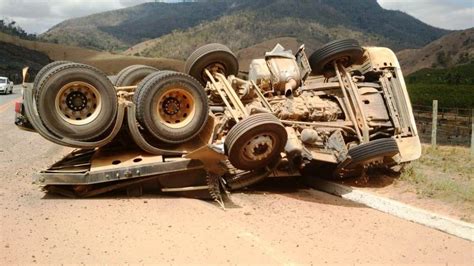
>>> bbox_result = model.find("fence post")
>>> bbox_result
[431,100,438,148]
[471,109,474,156]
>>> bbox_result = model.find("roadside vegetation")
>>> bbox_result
[400,145,474,220]
[406,62,474,108]
[0,19,37,40]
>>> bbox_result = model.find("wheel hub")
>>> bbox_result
[66,92,88,111]
[55,81,101,125]
[162,97,180,115]
[244,135,274,161]
[157,88,195,129]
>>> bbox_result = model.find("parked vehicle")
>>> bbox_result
[0,77,14,94]
[15,39,421,202]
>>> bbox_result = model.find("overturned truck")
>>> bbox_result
[15,39,421,203]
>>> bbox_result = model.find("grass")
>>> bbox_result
[400,145,474,205]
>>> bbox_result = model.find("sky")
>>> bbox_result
[0,0,472,34]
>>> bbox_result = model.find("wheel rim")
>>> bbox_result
[54,81,102,125]
[243,134,275,161]
[156,87,195,129]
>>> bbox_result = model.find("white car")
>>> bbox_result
[0,77,14,94]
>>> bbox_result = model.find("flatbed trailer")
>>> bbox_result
[19,80,229,203]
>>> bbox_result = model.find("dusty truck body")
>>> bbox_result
[15,39,421,201]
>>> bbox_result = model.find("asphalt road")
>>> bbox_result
[0,89,472,264]
[0,85,21,107]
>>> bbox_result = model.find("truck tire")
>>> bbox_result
[134,71,209,144]
[114,65,158,86]
[34,61,70,100]
[309,39,364,76]
[345,138,399,168]
[224,113,287,171]
[185,43,239,86]
[36,63,118,141]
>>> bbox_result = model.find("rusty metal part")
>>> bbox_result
[207,173,225,208]
[36,147,225,200]
[284,127,305,161]
[265,44,301,93]
[272,91,341,122]
[184,144,228,176]
[250,80,273,112]
[126,101,215,156]
[35,149,201,186]
[333,61,364,142]
[249,59,272,91]
[205,69,248,122]
[279,120,356,134]
[326,130,348,163]
[115,85,137,92]
[341,64,370,142]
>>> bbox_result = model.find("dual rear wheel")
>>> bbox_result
[35,62,118,141]
[133,71,209,144]
[35,63,209,144]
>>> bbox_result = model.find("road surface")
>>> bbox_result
[0,86,472,264]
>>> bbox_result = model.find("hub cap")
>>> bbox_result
[243,135,274,161]
[55,81,101,125]
[156,88,195,129]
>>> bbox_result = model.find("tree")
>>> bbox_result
[0,18,37,40]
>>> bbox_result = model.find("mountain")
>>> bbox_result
[0,41,50,83]
[398,29,474,109]
[397,28,474,75]
[41,1,232,51]
[0,32,183,76]
[42,0,448,58]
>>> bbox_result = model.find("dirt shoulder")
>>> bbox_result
[340,144,474,223]
[0,95,473,264]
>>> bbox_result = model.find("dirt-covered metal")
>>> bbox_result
[16,39,422,201]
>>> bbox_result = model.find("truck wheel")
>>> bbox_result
[225,113,287,171]
[345,138,400,168]
[114,65,158,86]
[185,43,239,86]
[34,61,70,100]
[309,39,364,76]
[36,63,118,141]
[134,71,209,144]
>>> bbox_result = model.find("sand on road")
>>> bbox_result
[0,89,472,264]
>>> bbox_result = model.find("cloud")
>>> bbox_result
[0,0,149,34]
[377,0,474,30]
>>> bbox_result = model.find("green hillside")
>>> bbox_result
[41,0,448,55]
[406,63,474,108]
[40,2,231,51]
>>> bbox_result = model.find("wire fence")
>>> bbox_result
[412,103,473,147]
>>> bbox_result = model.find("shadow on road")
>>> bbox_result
[234,176,367,208]
[39,171,397,209]
[334,169,400,188]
